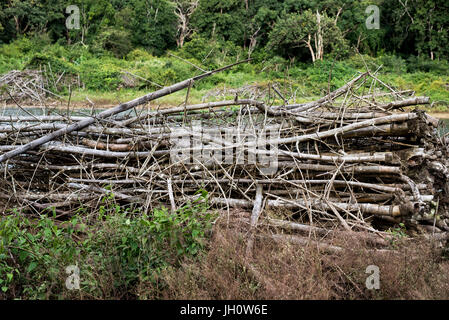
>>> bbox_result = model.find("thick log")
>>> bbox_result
[175,178,406,193]
[206,197,403,216]
[265,113,418,145]
[0,115,89,122]
[379,96,430,110]
[82,138,133,152]
[120,99,265,126]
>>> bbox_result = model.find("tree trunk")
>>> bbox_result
[304,35,316,62]
[316,10,323,61]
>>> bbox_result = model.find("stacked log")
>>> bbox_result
[0,70,448,242]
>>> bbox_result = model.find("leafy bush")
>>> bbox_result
[179,33,244,70]
[288,60,358,95]
[259,56,289,76]
[92,28,133,58]
[378,55,407,74]
[0,39,447,110]
[132,56,197,87]
[380,72,449,105]
[25,53,77,75]
[342,54,407,74]
[0,37,54,74]
[0,36,50,58]
[267,11,348,61]
[406,56,449,75]
[77,58,124,91]
[346,54,380,72]
[0,209,81,299]
[0,190,215,299]
[126,49,154,62]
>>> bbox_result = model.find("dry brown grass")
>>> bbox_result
[141,212,449,300]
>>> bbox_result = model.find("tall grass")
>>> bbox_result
[158,212,449,300]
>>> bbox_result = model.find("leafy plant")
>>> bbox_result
[387,222,408,239]
[0,190,215,299]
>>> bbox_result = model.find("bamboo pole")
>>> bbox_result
[208,197,403,217]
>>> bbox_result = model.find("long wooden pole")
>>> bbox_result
[0,60,249,163]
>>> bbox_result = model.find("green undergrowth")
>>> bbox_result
[0,189,215,299]
[0,38,448,110]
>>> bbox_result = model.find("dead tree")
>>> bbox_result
[174,0,199,48]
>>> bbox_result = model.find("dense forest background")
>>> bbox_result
[1,0,449,60]
[0,0,448,107]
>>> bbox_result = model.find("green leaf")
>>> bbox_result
[27,262,38,273]
[2,286,8,292]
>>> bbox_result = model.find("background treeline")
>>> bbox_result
[0,0,448,108]
[1,0,448,61]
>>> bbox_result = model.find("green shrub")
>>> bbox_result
[0,209,82,299]
[126,48,154,62]
[346,54,379,72]
[179,33,244,70]
[378,54,407,74]
[24,53,78,75]
[92,28,133,58]
[0,56,24,74]
[406,56,449,75]
[0,190,215,299]
[132,56,197,87]
[288,60,358,95]
[78,58,124,91]
[260,56,289,76]
[0,36,49,58]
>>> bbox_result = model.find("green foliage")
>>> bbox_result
[382,72,449,106]
[285,60,356,95]
[0,209,81,299]
[0,0,449,61]
[0,36,448,109]
[346,54,407,74]
[383,0,449,59]
[385,222,408,249]
[64,0,116,45]
[0,37,38,56]
[78,58,123,90]
[388,222,407,236]
[191,0,247,45]
[25,53,77,75]
[91,27,133,58]
[129,0,177,55]
[406,56,449,75]
[0,190,215,299]
[178,33,244,70]
[126,48,155,62]
[267,10,348,61]
[130,54,197,86]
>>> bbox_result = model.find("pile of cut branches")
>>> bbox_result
[0,70,48,103]
[0,69,70,104]
[0,66,448,250]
